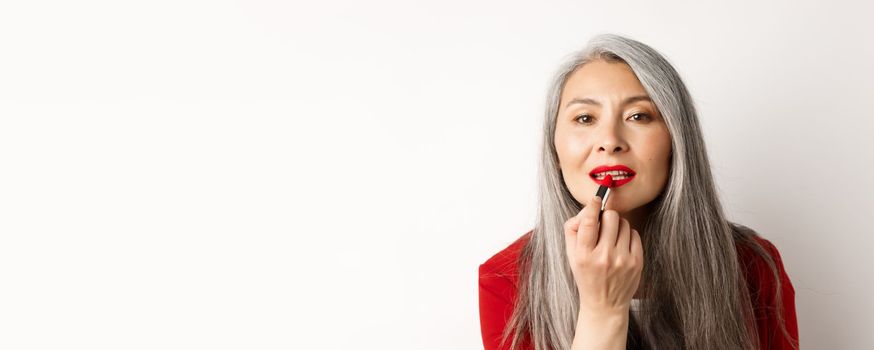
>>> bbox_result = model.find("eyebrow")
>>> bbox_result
[564,95,652,108]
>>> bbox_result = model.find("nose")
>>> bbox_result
[598,141,625,153]
[595,121,628,154]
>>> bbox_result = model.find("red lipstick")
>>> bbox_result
[589,164,636,188]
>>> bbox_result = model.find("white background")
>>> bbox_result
[1,0,872,349]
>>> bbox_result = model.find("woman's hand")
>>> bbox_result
[564,194,644,316]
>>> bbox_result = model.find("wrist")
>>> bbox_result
[572,309,629,350]
[577,303,630,322]
[576,308,628,328]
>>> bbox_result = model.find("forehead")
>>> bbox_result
[561,60,648,101]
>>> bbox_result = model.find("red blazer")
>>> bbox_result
[479,230,798,350]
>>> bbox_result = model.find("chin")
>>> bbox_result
[604,202,627,213]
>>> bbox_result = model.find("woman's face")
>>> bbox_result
[554,59,672,227]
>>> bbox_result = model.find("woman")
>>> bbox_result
[478,34,798,350]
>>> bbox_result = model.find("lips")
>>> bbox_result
[589,165,636,188]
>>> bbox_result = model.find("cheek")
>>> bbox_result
[640,131,673,177]
[554,132,590,162]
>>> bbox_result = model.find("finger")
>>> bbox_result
[569,217,581,233]
[563,216,580,245]
[596,209,620,249]
[616,218,631,251]
[576,195,602,250]
[631,229,644,261]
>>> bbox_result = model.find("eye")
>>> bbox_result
[629,113,651,122]
[574,114,594,124]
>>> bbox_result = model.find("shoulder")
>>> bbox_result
[735,230,790,277]
[478,229,532,302]
[733,224,786,271]
[478,229,533,350]
[733,227,796,304]
[731,227,799,348]
[738,233,782,261]
[479,229,532,280]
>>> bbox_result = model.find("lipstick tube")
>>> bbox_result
[594,174,613,223]
[595,184,610,223]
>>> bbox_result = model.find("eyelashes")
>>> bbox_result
[573,113,652,125]
[574,114,594,124]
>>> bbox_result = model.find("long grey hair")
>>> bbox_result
[500,34,797,350]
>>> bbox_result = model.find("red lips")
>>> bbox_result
[589,165,636,188]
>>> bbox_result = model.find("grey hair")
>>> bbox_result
[499,34,797,350]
